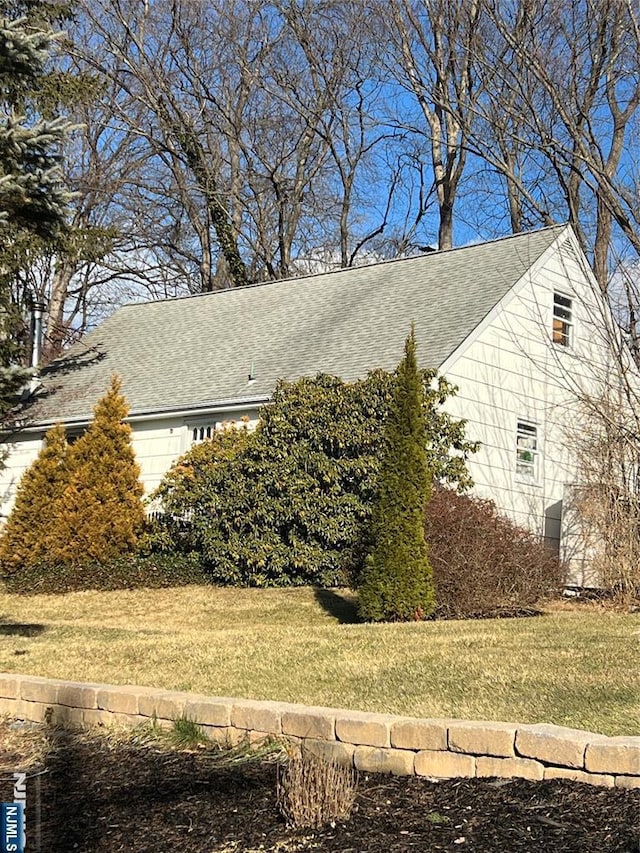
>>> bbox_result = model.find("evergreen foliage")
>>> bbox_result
[0,420,67,571]
[3,551,207,594]
[0,377,146,583]
[358,327,436,622]
[0,13,69,238]
[0,9,71,428]
[46,375,145,564]
[154,368,474,587]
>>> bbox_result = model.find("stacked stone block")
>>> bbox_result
[0,674,637,788]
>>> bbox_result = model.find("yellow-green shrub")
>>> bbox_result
[0,422,69,573]
[47,375,145,564]
[0,376,146,584]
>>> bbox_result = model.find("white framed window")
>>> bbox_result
[516,420,539,482]
[552,292,573,347]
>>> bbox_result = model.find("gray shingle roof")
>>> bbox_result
[28,225,567,425]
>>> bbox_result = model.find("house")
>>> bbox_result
[0,224,620,584]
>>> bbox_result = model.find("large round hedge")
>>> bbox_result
[154,369,475,587]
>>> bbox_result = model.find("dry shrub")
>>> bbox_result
[568,485,640,604]
[565,396,640,604]
[425,486,565,619]
[277,753,358,829]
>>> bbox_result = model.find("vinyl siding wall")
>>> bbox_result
[0,433,42,520]
[441,235,616,585]
[0,410,260,519]
[132,411,260,499]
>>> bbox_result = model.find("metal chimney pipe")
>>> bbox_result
[30,301,46,368]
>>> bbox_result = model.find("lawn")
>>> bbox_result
[0,586,637,736]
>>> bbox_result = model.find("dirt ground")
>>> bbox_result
[0,726,638,852]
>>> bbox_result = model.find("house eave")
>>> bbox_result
[15,393,272,434]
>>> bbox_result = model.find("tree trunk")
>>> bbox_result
[593,196,611,294]
[42,260,75,363]
[437,199,454,250]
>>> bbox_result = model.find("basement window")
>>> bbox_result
[516,420,538,482]
[552,293,573,347]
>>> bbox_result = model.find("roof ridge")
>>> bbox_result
[118,223,568,311]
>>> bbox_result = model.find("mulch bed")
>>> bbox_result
[1,731,638,852]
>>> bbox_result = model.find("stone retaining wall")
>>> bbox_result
[0,674,638,788]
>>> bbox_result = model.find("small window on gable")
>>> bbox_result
[516,420,538,482]
[553,292,573,347]
[191,423,218,444]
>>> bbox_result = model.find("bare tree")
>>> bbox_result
[384,0,483,250]
[277,1,403,268]
[563,285,640,602]
[567,389,640,603]
[39,66,150,360]
[480,0,640,290]
[37,0,638,341]
[75,0,250,290]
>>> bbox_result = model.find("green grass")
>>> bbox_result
[0,586,637,736]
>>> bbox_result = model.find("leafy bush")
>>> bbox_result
[2,552,207,595]
[154,370,475,587]
[424,486,565,619]
[150,423,251,555]
[358,328,435,621]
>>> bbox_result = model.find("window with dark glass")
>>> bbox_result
[553,293,573,346]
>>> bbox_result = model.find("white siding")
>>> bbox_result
[0,408,261,519]
[441,235,616,584]
[0,434,42,520]
[131,419,185,497]
[132,409,260,497]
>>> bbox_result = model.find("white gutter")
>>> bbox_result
[19,394,273,433]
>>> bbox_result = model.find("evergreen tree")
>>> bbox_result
[0,11,70,424]
[0,420,68,572]
[0,14,69,238]
[154,369,474,588]
[48,375,145,564]
[358,326,436,622]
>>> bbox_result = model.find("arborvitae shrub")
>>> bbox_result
[0,423,69,573]
[153,370,475,587]
[0,379,188,592]
[46,375,146,565]
[425,485,565,618]
[358,328,436,622]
